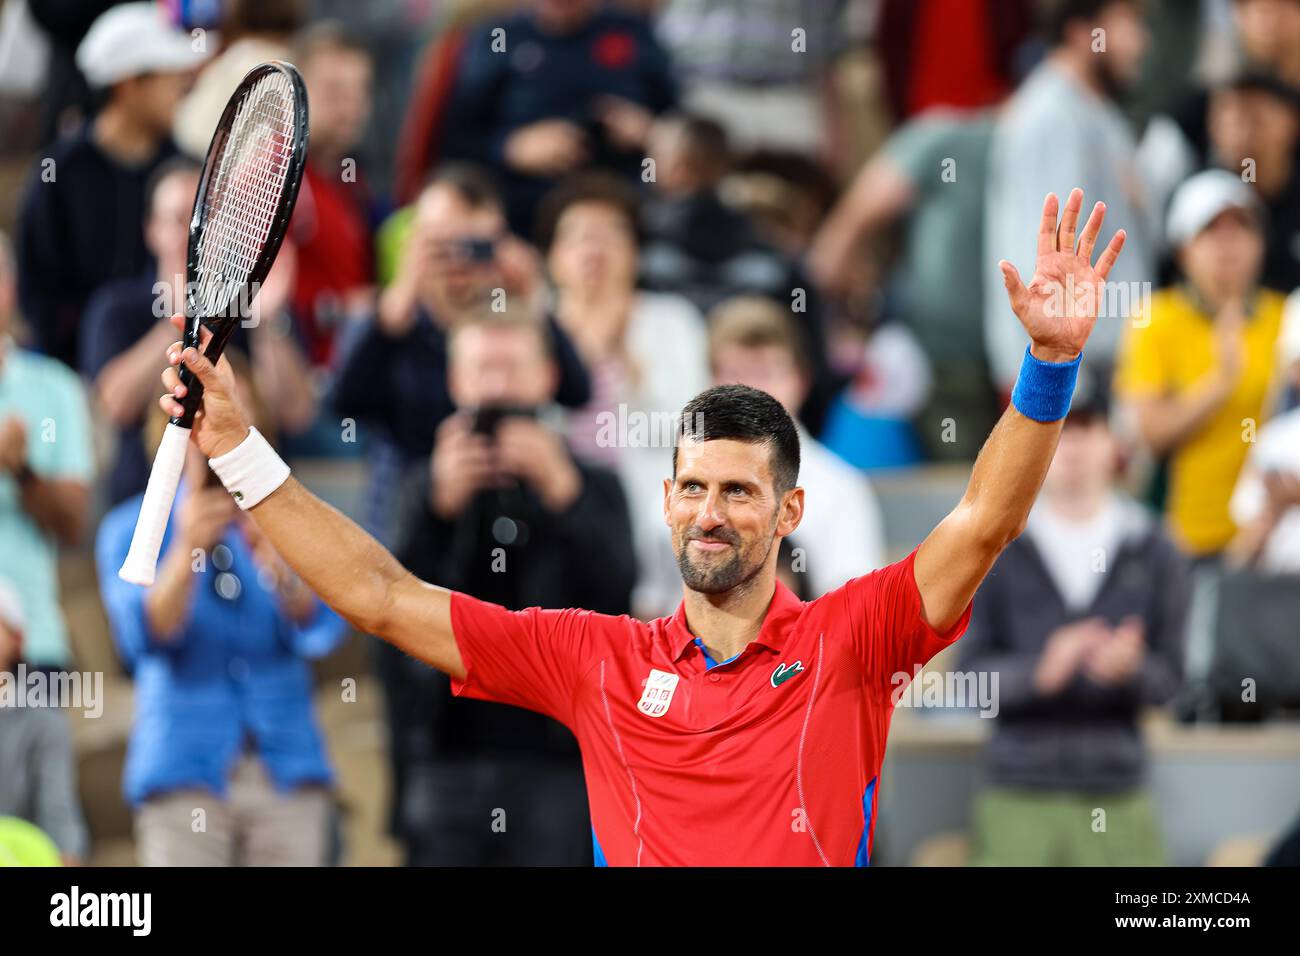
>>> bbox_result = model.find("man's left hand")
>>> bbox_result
[999,188,1127,363]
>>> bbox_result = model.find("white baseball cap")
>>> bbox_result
[76,2,208,88]
[1166,169,1262,248]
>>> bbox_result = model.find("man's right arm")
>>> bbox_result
[157,314,466,681]
[241,477,466,680]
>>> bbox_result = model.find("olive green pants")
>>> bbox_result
[970,787,1166,866]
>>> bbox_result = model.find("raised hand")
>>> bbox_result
[999,188,1126,363]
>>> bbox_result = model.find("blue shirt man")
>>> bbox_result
[96,481,347,807]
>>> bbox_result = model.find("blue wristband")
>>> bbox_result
[1010,345,1081,422]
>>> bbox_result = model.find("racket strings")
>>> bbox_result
[193,69,298,318]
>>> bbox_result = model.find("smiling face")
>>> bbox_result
[665,437,803,595]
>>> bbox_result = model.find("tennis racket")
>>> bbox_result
[118,61,309,586]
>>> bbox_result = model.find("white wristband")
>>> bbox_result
[207,427,290,510]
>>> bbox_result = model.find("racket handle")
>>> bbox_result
[118,422,192,586]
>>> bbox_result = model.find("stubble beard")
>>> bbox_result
[674,521,776,596]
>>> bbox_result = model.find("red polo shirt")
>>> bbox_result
[449,548,971,866]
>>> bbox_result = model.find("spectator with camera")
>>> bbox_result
[330,164,591,547]
[382,303,636,865]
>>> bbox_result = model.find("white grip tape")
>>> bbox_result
[118,421,191,586]
[207,427,290,511]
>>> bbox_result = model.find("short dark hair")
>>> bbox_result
[534,171,643,252]
[1046,0,1139,47]
[423,162,503,214]
[1217,67,1300,112]
[672,113,730,180]
[672,385,801,494]
[730,149,840,221]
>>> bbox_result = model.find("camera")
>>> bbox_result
[470,403,538,437]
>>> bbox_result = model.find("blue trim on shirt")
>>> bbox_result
[854,776,879,867]
[693,636,740,670]
[592,828,608,867]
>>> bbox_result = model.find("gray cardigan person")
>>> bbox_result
[959,397,1187,865]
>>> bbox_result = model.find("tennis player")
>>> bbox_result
[157,189,1124,866]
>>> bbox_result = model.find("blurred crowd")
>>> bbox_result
[1,0,1299,867]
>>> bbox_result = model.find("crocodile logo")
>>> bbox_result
[771,660,805,688]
